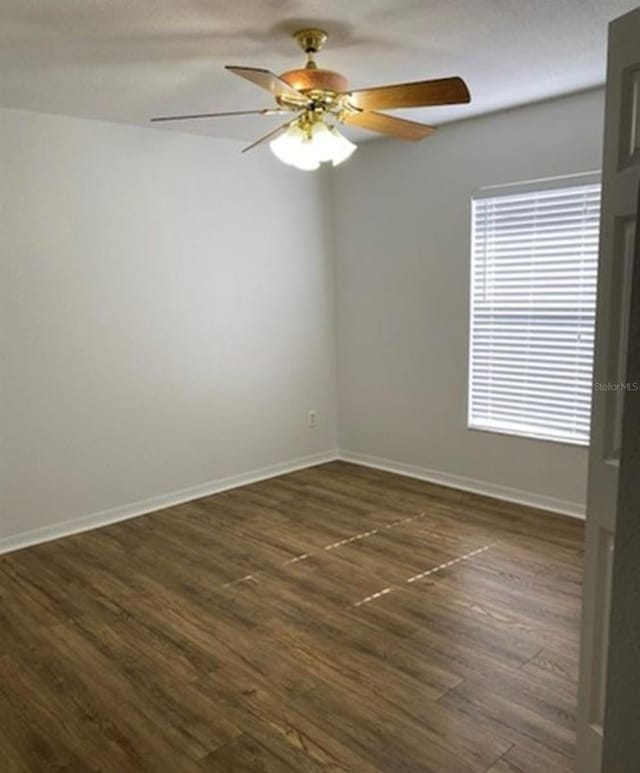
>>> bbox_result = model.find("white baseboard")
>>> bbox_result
[0,449,340,555]
[1,446,584,555]
[338,450,586,520]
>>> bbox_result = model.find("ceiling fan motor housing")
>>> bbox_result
[279,68,348,95]
[278,28,349,107]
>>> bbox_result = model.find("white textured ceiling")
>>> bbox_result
[0,0,636,144]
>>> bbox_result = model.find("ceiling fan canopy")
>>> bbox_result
[151,27,471,170]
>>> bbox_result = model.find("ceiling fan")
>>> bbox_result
[151,28,471,171]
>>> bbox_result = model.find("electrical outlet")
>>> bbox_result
[307,410,318,428]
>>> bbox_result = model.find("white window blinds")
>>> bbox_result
[469,174,601,445]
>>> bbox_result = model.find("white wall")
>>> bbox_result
[331,88,605,514]
[0,108,337,544]
[1,89,606,546]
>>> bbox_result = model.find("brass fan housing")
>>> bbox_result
[278,29,349,109]
[279,68,348,94]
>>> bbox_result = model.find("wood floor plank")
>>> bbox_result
[521,646,579,687]
[292,680,489,773]
[0,461,584,771]
[491,735,575,772]
[200,731,316,772]
[439,665,577,758]
[201,667,375,771]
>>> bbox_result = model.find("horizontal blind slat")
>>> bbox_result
[470,178,600,445]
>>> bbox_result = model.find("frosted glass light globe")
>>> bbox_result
[270,123,306,166]
[270,119,356,170]
[310,121,337,163]
[329,128,356,166]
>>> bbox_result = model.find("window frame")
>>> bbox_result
[467,171,602,447]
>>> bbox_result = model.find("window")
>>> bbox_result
[469,173,601,445]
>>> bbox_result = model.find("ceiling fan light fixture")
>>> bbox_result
[310,120,337,162]
[292,146,321,171]
[269,122,306,166]
[269,117,357,171]
[269,123,320,170]
[328,127,357,166]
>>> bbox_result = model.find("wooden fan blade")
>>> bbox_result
[226,66,307,103]
[344,76,470,111]
[241,117,300,154]
[341,111,435,141]
[150,108,287,123]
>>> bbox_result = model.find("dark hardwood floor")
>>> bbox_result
[0,461,584,772]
